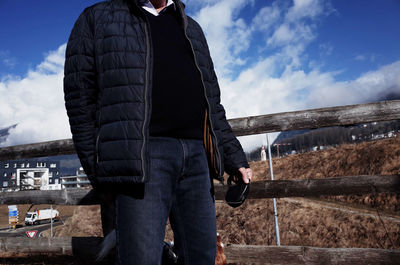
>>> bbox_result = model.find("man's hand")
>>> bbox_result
[238,167,253,184]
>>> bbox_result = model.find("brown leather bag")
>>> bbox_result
[203,109,219,177]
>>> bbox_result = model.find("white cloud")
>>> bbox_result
[355,55,366,61]
[319,43,333,56]
[251,4,281,32]
[307,60,400,107]
[285,0,324,22]
[191,0,254,76]
[354,53,376,63]
[221,58,400,151]
[0,44,71,147]
[0,50,17,69]
[265,0,328,48]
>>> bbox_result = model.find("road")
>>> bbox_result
[0,220,64,237]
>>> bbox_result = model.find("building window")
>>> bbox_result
[4,163,9,168]
[3,172,6,177]
[50,163,57,168]
[26,163,30,167]
[36,162,47,168]
[56,171,59,175]
[49,172,53,178]
[3,181,8,187]
[13,163,17,168]
[21,163,25,168]
[55,179,59,184]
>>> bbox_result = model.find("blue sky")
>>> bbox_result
[0,0,99,76]
[1,0,399,80]
[0,0,400,150]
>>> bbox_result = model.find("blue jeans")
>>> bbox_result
[114,136,217,265]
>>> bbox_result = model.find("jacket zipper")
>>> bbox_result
[96,133,99,164]
[178,5,222,177]
[128,1,152,183]
[96,110,102,164]
[141,17,151,182]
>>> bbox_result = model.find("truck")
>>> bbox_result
[25,209,59,225]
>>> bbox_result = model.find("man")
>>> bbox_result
[63,0,252,264]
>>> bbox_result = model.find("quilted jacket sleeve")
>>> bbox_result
[211,65,250,175]
[63,8,98,185]
[197,25,250,176]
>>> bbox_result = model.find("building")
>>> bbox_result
[60,167,91,189]
[1,160,61,191]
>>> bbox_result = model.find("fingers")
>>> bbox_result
[246,168,253,181]
[238,167,253,184]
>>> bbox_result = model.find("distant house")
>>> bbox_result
[60,167,91,189]
[0,160,61,191]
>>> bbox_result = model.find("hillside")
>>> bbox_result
[31,137,400,250]
[0,124,17,145]
[251,136,400,212]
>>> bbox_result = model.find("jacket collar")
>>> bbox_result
[118,0,188,30]
[119,0,184,8]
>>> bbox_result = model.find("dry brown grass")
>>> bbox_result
[250,137,400,212]
[252,136,400,181]
[41,205,102,237]
[215,198,400,249]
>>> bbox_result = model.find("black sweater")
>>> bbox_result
[146,6,206,140]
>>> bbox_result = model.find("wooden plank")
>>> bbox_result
[0,237,103,264]
[224,244,400,265]
[1,100,399,160]
[1,175,398,205]
[0,189,99,205]
[229,100,400,136]
[0,138,75,161]
[1,238,399,265]
[214,175,400,200]
[0,237,72,255]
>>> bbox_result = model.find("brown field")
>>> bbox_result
[1,137,400,263]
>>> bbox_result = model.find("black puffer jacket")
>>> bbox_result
[63,0,249,187]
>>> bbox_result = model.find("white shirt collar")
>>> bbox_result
[142,0,175,16]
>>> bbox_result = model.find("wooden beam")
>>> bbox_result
[0,138,75,161]
[229,100,400,136]
[1,100,399,160]
[224,244,400,265]
[0,237,100,255]
[0,237,103,264]
[1,175,398,205]
[214,175,400,200]
[0,189,99,205]
[1,238,399,265]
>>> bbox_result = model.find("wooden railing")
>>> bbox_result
[1,100,399,161]
[1,100,400,264]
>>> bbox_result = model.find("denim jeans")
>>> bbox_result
[114,136,217,265]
